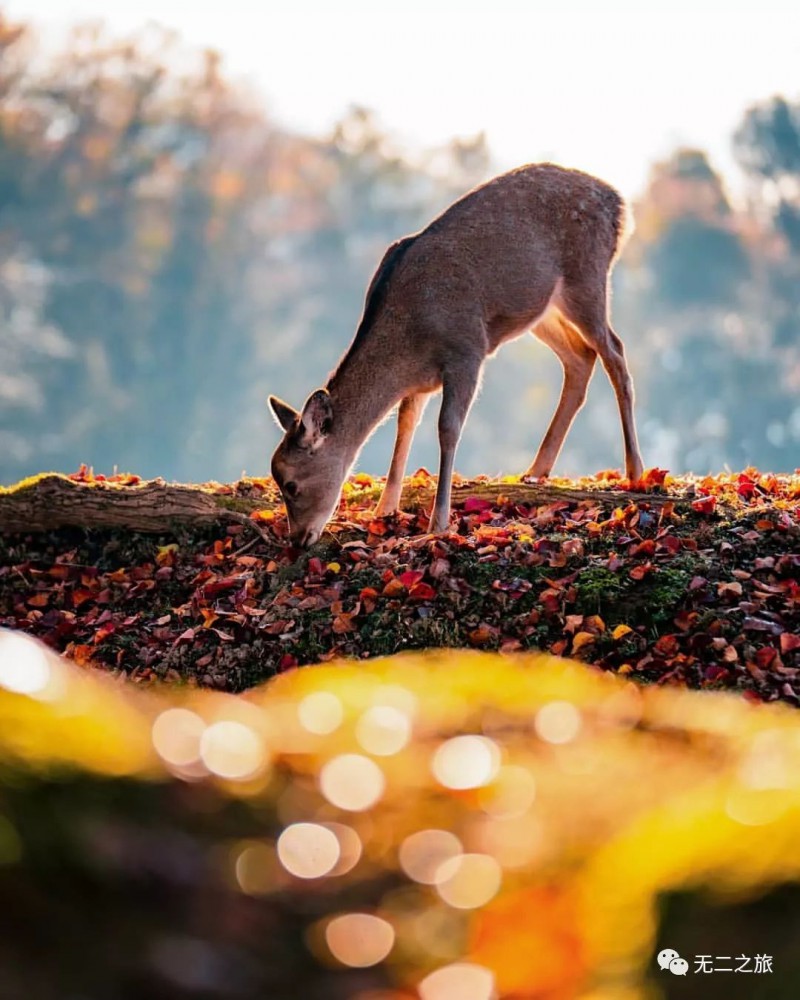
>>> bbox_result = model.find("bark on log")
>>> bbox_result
[0,476,268,534]
[0,474,685,536]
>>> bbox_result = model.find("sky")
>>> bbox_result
[8,0,800,199]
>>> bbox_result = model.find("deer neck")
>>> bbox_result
[326,337,407,464]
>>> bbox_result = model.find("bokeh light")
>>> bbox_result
[152,708,206,767]
[534,701,582,744]
[371,683,419,717]
[277,822,340,878]
[725,787,786,827]
[0,630,52,697]
[472,814,543,869]
[297,691,344,735]
[477,765,536,818]
[432,736,500,790]
[418,962,496,1000]
[738,730,789,789]
[434,853,502,909]
[325,912,395,967]
[234,841,279,895]
[199,720,266,780]
[356,705,412,756]
[319,754,385,811]
[323,822,363,876]
[399,829,463,885]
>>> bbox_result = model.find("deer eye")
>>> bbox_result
[284,481,298,499]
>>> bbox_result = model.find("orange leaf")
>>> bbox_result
[200,608,219,629]
[71,588,96,608]
[468,624,496,646]
[638,467,669,488]
[332,613,355,634]
[382,578,405,598]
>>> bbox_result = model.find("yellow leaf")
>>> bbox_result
[156,543,179,566]
[200,608,219,629]
[612,624,633,640]
[571,631,596,653]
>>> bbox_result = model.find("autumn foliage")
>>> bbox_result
[3,467,800,705]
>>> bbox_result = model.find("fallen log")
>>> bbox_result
[0,473,683,534]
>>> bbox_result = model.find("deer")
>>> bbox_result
[269,163,643,547]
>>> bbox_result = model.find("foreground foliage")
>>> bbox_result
[2,469,800,702]
[1,638,800,998]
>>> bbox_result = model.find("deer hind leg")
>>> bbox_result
[557,282,644,481]
[430,359,482,533]
[375,392,430,515]
[524,315,597,479]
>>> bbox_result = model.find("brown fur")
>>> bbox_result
[270,163,643,546]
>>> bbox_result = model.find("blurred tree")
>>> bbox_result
[3,8,800,484]
[735,96,800,182]
[616,146,786,473]
[646,217,750,310]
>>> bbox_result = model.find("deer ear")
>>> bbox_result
[298,388,333,449]
[268,395,299,432]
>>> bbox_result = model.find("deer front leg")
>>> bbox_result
[375,393,429,515]
[430,364,480,533]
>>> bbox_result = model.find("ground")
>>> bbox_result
[2,466,800,702]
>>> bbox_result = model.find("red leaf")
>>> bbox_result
[780,633,800,654]
[463,497,493,512]
[408,582,436,601]
[93,624,115,644]
[399,570,424,588]
[736,475,757,499]
[691,496,717,515]
[755,647,778,670]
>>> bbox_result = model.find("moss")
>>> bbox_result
[355,611,406,657]
[574,566,625,618]
[0,472,73,495]
[212,496,261,514]
[574,563,695,631]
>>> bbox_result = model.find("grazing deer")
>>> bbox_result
[269,163,643,547]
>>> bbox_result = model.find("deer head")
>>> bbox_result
[269,389,346,547]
